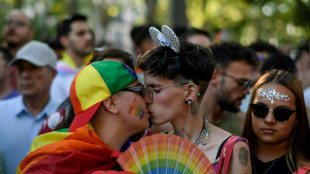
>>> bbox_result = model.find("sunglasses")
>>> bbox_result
[219,71,253,90]
[5,20,28,27]
[250,103,296,122]
[120,85,146,97]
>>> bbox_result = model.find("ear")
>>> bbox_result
[209,70,221,87]
[185,83,199,101]
[102,97,119,114]
[59,36,69,48]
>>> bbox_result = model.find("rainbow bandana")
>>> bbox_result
[69,61,137,132]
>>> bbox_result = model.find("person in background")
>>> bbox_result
[51,13,94,103]
[3,10,34,57]
[44,37,64,60]
[295,39,310,112]
[137,25,251,173]
[182,27,212,47]
[242,69,310,173]
[201,41,259,136]
[3,10,35,91]
[0,46,19,100]
[0,41,59,174]
[130,25,157,57]
[18,61,150,173]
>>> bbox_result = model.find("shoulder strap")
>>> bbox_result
[216,136,247,174]
[216,135,232,159]
[294,165,310,174]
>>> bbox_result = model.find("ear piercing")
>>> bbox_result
[185,99,192,104]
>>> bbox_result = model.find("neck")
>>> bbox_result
[0,77,14,99]
[23,94,50,117]
[91,109,133,151]
[9,47,20,58]
[255,140,288,162]
[67,49,85,68]
[201,88,226,123]
[171,113,204,144]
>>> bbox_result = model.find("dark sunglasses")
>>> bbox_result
[120,85,146,97]
[250,103,296,122]
[219,72,253,90]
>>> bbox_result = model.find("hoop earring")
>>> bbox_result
[185,99,192,104]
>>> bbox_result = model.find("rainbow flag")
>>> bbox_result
[18,124,121,174]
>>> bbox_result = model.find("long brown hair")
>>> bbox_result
[242,69,310,170]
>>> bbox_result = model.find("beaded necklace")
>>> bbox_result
[194,117,210,150]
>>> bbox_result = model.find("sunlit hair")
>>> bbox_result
[137,39,215,102]
[242,69,310,171]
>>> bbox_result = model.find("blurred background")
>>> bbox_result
[0,0,309,55]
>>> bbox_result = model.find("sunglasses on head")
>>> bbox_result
[120,85,146,97]
[250,103,296,122]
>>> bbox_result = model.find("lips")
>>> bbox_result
[261,128,276,134]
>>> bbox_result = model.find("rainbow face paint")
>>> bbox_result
[128,98,145,119]
[258,89,290,104]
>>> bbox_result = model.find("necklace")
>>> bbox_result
[194,117,210,150]
[252,157,277,174]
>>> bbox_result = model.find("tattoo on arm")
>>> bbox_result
[239,147,248,166]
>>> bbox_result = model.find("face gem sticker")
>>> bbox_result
[258,89,290,104]
[128,98,145,119]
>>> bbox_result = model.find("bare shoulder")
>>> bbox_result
[229,139,251,173]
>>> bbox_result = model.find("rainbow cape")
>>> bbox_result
[17,124,121,174]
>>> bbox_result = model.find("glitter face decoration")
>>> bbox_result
[128,98,145,119]
[258,89,290,104]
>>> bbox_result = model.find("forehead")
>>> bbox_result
[225,61,254,78]
[254,82,296,105]
[7,12,31,23]
[69,21,89,33]
[16,60,40,68]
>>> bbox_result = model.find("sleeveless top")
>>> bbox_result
[212,135,248,173]
[252,155,292,174]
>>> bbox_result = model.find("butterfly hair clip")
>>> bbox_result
[149,25,180,53]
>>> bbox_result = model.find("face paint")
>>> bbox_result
[258,89,290,104]
[128,98,145,119]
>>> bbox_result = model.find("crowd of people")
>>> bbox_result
[0,9,310,174]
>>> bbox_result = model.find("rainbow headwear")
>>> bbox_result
[68,61,138,132]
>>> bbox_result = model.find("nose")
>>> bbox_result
[242,86,251,95]
[143,93,152,105]
[264,110,276,124]
[85,31,93,41]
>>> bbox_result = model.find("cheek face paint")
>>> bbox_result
[128,98,145,119]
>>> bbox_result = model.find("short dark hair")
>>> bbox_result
[0,46,13,63]
[248,40,280,56]
[44,37,63,50]
[210,41,259,70]
[260,53,297,77]
[57,13,87,37]
[295,39,310,62]
[137,40,215,101]
[130,25,159,47]
[182,27,211,40]
[90,48,135,70]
